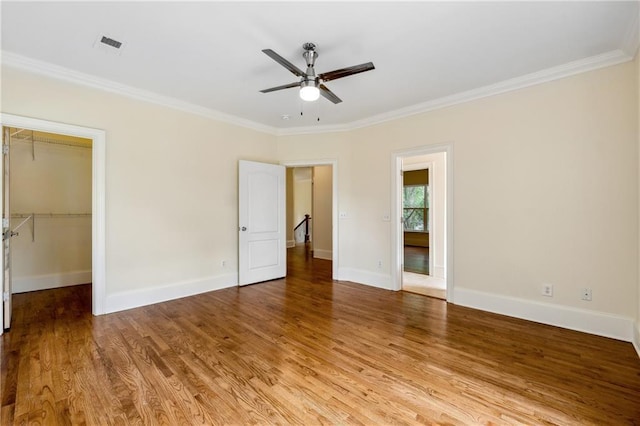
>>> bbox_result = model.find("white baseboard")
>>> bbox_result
[105,272,238,314]
[313,249,332,260]
[454,287,635,343]
[338,267,391,290]
[287,239,296,248]
[13,270,92,293]
[633,322,640,358]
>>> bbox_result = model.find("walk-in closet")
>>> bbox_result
[5,127,92,297]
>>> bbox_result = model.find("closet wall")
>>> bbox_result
[10,129,92,293]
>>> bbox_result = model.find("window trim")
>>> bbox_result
[403,184,428,233]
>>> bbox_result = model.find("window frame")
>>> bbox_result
[403,184,429,233]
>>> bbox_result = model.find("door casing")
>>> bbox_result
[282,159,338,280]
[391,143,453,300]
[0,114,106,332]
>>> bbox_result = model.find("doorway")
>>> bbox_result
[290,167,313,247]
[0,114,106,333]
[7,127,92,294]
[402,161,445,299]
[282,160,338,280]
[392,144,452,300]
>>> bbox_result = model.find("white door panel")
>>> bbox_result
[239,160,285,286]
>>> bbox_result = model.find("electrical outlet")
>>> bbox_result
[221,260,226,268]
[581,288,592,301]
[542,284,553,297]
[377,260,382,269]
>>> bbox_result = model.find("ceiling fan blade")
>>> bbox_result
[319,84,342,104]
[260,82,300,93]
[262,49,305,77]
[319,62,375,82]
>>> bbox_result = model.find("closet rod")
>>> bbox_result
[8,214,34,242]
[11,213,91,218]
[10,134,92,149]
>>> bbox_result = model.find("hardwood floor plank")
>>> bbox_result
[2,246,640,424]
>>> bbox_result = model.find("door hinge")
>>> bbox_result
[2,145,8,155]
[2,218,8,229]
[2,291,8,302]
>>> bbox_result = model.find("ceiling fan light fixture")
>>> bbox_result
[261,43,374,105]
[300,80,320,102]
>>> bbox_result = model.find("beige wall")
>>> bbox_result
[1,66,277,301]
[10,135,92,291]
[286,168,294,246]
[312,165,332,259]
[293,167,312,243]
[279,60,638,319]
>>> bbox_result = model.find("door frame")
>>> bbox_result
[391,143,453,301]
[281,159,338,280]
[0,113,106,325]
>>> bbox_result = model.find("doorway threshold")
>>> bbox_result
[403,272,445,299]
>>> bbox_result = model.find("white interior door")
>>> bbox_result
[238,160,286,286]
[2,127,12,330]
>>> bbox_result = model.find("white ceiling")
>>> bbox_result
[1,1,639,134]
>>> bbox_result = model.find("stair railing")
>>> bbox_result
[294,214,312,243]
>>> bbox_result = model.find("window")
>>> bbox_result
[403,184,429,232]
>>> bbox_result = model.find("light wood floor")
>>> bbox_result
[2,247,640,424]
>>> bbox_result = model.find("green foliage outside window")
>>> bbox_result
[403,185,428,232]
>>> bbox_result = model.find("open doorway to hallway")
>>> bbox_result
[285,163,336,279]
[395,149,449,300]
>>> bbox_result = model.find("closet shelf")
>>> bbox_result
[11,213,91,218]
[6,213,91,243]
[10,131,92,149]
[9,128,92,161]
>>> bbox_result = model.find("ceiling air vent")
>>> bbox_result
[100,36,122,49]
[93,34,125,55]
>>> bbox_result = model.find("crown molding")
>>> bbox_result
[621,3,640,58]
[2,48,633,138]
[279,49,633,136]
[276,122,352,137]
[0,51,278,136]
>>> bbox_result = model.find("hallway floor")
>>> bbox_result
[402,245,446,299]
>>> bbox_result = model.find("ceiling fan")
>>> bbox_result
[260,42,375,104]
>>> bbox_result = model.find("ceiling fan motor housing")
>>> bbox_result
[302,43,318,73]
